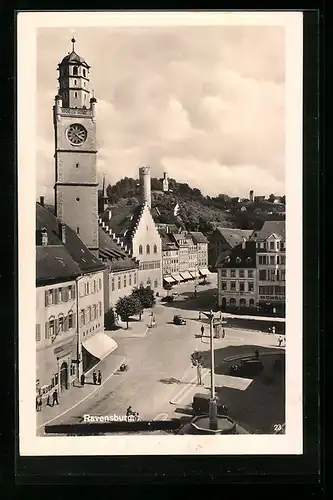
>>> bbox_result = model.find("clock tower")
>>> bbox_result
[53,38,99,256]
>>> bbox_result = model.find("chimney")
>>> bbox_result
[59,223,66,244]
[40,196,45,207]
[242,237,246,249]
[249,190,254,202]
[41,227,48,246]
[139,166,151,208]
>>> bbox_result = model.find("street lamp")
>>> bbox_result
[194,263,198,297]
[75,275,84,382]
[208,310,218,430]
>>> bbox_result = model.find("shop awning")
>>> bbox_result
[189,270,199,278]
[199,268,210,276]
[172,274,183,282]
[82,333,118,362]
[163,276,176,283]
[180,271,192,280]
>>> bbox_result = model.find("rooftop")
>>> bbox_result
[215,241,257,268]
[251,220,285,241]
[213,227,254,248]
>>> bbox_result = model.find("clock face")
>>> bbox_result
[66,123,87,145]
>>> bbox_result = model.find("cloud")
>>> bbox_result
[36,25,285,202]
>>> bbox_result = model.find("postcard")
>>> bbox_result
[18,10,303,456]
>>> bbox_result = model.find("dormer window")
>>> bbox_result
[236,257,241,264]
[225,256,231,263]
[247,257,252,263]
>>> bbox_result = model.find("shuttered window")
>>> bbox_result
[36,324,41,342]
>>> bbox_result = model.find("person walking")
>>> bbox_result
[52,389,59,406]
[97,370,102,385]
[126,406,133,417]
[277,336,283,347]
[200,325,204,338]
[80,373,85,386]
[222,328,226,338]
[93,371,97,385]
[254,349,259,360]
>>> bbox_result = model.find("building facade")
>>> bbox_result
[251,221,286,315]
[189,232,209,273]
[208,227,253,270]
[216,240,257,311]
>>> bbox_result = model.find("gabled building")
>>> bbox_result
[208,227,254,270]
[99,166,163,292]
[159,230,179,286]
[215,240,257,311]
[36,202,113,400]
[250,221,286,315]
[189,232,209,277]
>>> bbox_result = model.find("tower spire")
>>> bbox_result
[71,37,76,53]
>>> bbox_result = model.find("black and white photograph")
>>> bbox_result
[18,11,303,455]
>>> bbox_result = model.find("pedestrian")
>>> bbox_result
[254,349,259,360]
[52,389,59,406]
[97,370,102,385]
[80,373,85,386]
[36,397,40,411]
[126,406,133,417]
[93,371,97,385]
[197,367,202,385]
[277,336,283,347]
[201,325,204,337]
[222,328,226,338]
[199,311,202,320]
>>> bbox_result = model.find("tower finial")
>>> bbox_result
[71,37,76,52]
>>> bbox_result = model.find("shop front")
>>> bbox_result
[258,295,286,316]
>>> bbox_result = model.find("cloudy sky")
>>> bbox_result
[37,25,285,201]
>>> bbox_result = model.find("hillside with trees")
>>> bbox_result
[105,176,285,234]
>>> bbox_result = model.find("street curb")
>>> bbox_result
[37,355,126,431]
[169,369,210,406]
[223,351,285,362]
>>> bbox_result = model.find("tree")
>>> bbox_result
[268,193,276,203]
[131,285,156,319]
[191,351,204,385]
[115,295,142,329]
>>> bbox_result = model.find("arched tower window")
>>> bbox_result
[139,245,143,255]
[73,66,78,75]
[153,244,157,254]
[83,68,86,77]
[146,244,150,254]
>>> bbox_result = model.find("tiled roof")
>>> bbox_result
[36,246,82,285]
[36,203,106,274]
[215,241,257,268]
[214,227,254,248]
[189,232,209,244]
[159,230,178,251]
[98,227,138,271]
[251,221,285,241]
[102,205,144,245]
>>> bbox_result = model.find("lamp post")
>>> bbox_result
[194,263,198,297]
[208,309,218,430]
[76,276,83,382]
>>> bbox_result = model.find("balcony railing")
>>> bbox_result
[60,107,93,117]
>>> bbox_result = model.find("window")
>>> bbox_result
[221,270,227,278]
[36,324,41,342]
[248,270,254,279]
[270,255,275,265]
[129,274,132,286]
[259,255,267,265]
[46,289,53,306]
[153,244,157,254]
[276,241,280,250]
[134,274,137,285]
[80,309,85,326]
[93,304,97,320]
[55,288,61,304]
[83,68,86,77]
[139,245,143,255]
[99,302,102,317]
[86,282,90,295]
[73,66,78,75]
[118,277,121,289]
[74,92,78,98]
[76,163,79,169]
[270,241,275,250]
[279,270,286,281]
[48,318,55,338]
[146,244,150,254]
[68,312,74,329]
[259,270,267,281]
[58,315,64,332]
[68,285,75,300]
[230,269,236,278]
[74,79,77,85]
[280,255,286,265]
[239,282,245,292]
[248,282,254,292]
[76,197,80,202]
[99,278,102,290]
[93,280,97,293]
[231,281,236,291]
[221,281,227,291]
[124,275,127,288]
[239,270,245,278]
[111,277,115,291]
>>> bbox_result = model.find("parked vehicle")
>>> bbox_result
[161,295,174,302]
[230,359,263,377]
[192,393,228,416]
[173,315,186,325]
